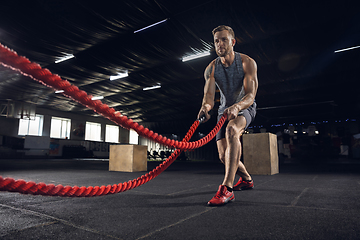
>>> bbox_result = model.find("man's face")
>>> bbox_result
[214,30,235,57]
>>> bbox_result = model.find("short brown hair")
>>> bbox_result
[212,25,235,39]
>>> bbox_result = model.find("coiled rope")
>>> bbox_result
[0,43,226,196]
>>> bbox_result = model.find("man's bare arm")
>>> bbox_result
[197,60,216,121]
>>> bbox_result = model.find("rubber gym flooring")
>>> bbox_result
[1,158,360,240]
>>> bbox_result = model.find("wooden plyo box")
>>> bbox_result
[109,145,147,172]
[243,133,279,175]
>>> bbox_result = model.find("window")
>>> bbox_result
[50,117,71,139]
[18,115,43,136]
[105,125,119,143]
[85,122,101,141]
[129,129,139,145]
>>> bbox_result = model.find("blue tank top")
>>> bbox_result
[214,52,246,115]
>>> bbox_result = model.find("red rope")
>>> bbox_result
[0,42,226,196]
[0,120,199,196]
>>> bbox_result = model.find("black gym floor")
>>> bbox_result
[1,158,360,240]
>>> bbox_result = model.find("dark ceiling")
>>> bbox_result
[0,0,359,134]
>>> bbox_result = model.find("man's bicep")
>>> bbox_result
[243,58,258,94]
[204,63,214,81]
[244,75,257,96]
[204,62,216,93]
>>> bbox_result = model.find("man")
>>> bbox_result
[197,25,258,206]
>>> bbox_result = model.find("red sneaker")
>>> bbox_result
[233,178,254,191]
[207,185,234,206]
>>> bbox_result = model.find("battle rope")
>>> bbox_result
[0,120,198,196]
[0,42,226,196]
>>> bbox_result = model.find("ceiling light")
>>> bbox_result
[334,45,360,53]
[134,19,168,33]
[182,51,210,62]
[91,96,104,100]
[143,83,161,91]
[55,53,75,63]
[55,90,64,93]
[110,70,128,80]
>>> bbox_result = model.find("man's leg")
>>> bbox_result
[219,115,252,188]
[217,138,252,181]
[208,116,253,206]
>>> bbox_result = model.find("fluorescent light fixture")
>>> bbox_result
[110,70,128,80]
[134,19,168,33]
[143,83,161,91]
[91,96,104,100]
[334,45,360,53]
[55,90,64,93]
[55,53,75,63]
[182,51,210,62]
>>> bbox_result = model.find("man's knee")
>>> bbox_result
[225,123,244,140]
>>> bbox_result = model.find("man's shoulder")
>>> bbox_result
[239,53,256,64]
[240,54,257,73]
[206,58,217,68]
[211,58,218,64]
[238,52,249,60]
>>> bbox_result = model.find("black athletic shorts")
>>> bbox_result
[216,102,257,141]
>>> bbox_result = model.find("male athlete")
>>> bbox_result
[197,25,258,206]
